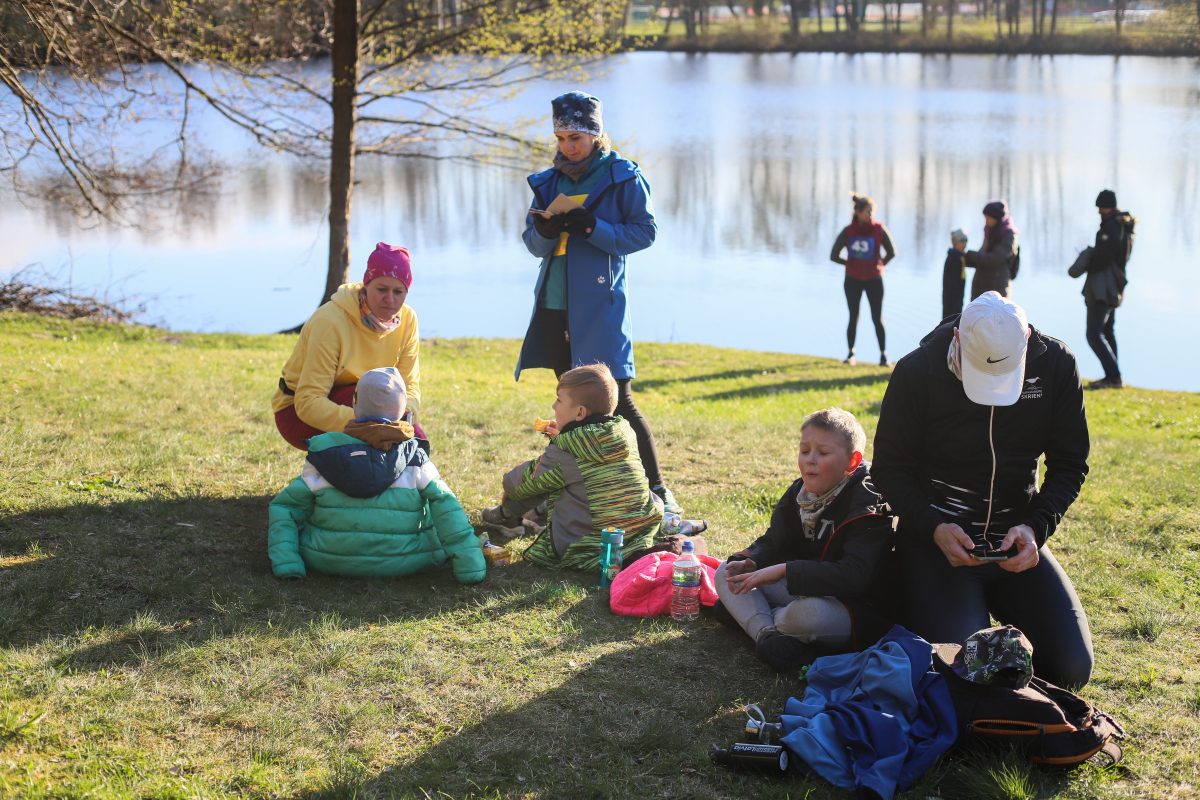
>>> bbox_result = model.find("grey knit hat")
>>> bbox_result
[353,367,407,423]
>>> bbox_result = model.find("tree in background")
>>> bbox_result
[2,0,626,308]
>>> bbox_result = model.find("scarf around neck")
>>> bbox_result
[553,146,601,181]
[796,469,856,540]
[359,289,401,333]
[947,335,964,381]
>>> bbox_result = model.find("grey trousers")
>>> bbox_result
[714,562,852,649]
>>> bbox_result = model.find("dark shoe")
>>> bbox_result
[522,507,547,535]
[1089,376,1124,390]
[879,353,892,368]
[710,599,740,632]
[755,630,818,674]
[844,351,857,366]
[481,505,524,538]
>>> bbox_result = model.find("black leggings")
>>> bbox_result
[537,307,664,487]
[844,276,886,352]
[901,544,1094,689]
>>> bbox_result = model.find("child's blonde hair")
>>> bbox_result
[558,363,617,416]
[801,407,866,455]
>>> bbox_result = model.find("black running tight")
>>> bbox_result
[537,307,664,487]
[844,276,886,353]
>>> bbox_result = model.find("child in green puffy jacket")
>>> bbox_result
[268,368,486,583]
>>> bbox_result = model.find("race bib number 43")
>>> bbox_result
[848,236,877,261]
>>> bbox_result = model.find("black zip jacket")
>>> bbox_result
[942,247,967,321]
[871,319,1089,550]
[1084,209,1134,308]
[730,464,897,650]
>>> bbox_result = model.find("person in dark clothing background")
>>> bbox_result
[830,193,897,367]
[871,292,1094,689]
[964,200,1020,299]
[942,228,968,320]
[1071,189,1135,390]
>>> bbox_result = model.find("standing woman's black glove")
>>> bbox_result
[533,213,567,239]
[562,208,597,238]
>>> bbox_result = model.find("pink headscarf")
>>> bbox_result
[363,242,413,288]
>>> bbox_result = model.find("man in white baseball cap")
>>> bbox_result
[870,291,1095,689]
[957,292,1030,406]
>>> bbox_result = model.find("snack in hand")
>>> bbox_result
[534,418,552,433]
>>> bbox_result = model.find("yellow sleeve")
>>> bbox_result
[397,307,421,416]
[293,321,355,434]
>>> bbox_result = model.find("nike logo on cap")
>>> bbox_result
[986,356,1009,364]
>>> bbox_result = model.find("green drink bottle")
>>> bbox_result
[597,527,624,589]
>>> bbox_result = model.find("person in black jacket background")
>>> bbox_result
[871,292,1094,689]
[942,228,969,321]
[1081,189,1135,390]
[715,408,897,673]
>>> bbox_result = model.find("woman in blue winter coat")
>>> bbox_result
[514,91,681,514]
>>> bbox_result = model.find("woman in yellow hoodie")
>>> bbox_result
[272,243,423,450]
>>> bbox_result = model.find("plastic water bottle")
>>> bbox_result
[670,541,702,621]
[662,512,708,537]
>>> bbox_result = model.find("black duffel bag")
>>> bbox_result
[933,642,1125,768]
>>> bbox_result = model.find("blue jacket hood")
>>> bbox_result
[305,433,428,499]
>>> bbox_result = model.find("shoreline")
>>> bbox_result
[625,31,1200,57]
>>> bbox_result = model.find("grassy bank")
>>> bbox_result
[626,15,1200,54]
[1,310,1198,799]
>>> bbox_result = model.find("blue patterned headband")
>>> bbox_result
[551,91,603,136]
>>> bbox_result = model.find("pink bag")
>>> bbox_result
[609,551,722,617]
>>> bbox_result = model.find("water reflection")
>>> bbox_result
[2,52,1199,390]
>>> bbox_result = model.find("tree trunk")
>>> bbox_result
[789,0,801,33]
[996,0,1001,36]
[921,0,929,36]
[817,0,824,32]
[1115,0,1124,36]
[324,0,360,306]
[1050,0,1058,34]
[947,0,954,36]
[835,0,841,30]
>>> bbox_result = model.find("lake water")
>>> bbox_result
[3,53,1199,391]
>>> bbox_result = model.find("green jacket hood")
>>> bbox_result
[553,416,632,466]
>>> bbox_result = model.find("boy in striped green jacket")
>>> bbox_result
[482,364,667,572]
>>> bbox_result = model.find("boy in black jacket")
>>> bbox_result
[715,408,896,673]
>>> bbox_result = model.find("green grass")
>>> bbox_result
[0,309,1198,798]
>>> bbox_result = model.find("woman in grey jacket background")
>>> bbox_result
[965,200,1020,299]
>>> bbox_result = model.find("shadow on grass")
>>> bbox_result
[289,645,1113,800]
[0,495,556,665]
[296,630,820,800]
[633,364,814,391]
[699,372,891,402]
